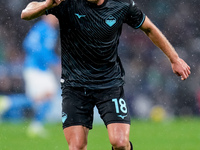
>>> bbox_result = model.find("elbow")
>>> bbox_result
[140,25,152,36]
[143,28,152,36]
[21,15,31,21]
[21,10,31,20]
[21,13,26,20]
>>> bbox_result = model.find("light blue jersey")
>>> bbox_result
[23,20,59,71]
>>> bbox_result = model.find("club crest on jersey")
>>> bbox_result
[105,15,116,27]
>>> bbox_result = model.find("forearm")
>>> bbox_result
[141,17,179,63]
[21,2,48,20]
[140,17,190,80]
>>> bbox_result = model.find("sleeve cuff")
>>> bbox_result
[135,14,146,29]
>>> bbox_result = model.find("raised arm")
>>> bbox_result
[21,0,64,20]
[140,16,191,80]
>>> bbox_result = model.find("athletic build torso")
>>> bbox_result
[47,0,145,89]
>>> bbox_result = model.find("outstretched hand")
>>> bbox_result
[171,58,191,80]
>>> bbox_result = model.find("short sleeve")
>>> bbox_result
[124,1,145,29]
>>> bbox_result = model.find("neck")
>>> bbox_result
[87,0,104,5]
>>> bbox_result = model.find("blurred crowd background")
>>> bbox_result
[0,0,200,123]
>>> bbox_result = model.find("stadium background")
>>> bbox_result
[0,0,200,122]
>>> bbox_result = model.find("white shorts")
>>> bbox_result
[23,68,58,101]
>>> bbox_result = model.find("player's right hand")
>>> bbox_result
[45,0,65,9]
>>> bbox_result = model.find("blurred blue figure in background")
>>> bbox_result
[22,14,60,138]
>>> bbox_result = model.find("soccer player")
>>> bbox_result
[22,14,60,137]
[21,0,191,149]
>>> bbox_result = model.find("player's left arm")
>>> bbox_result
[140,16,191,80]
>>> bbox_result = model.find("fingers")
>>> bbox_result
[187,66,191,75]
[180,70,187,80]
[171,58,191,81]
[181,65,191,81]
